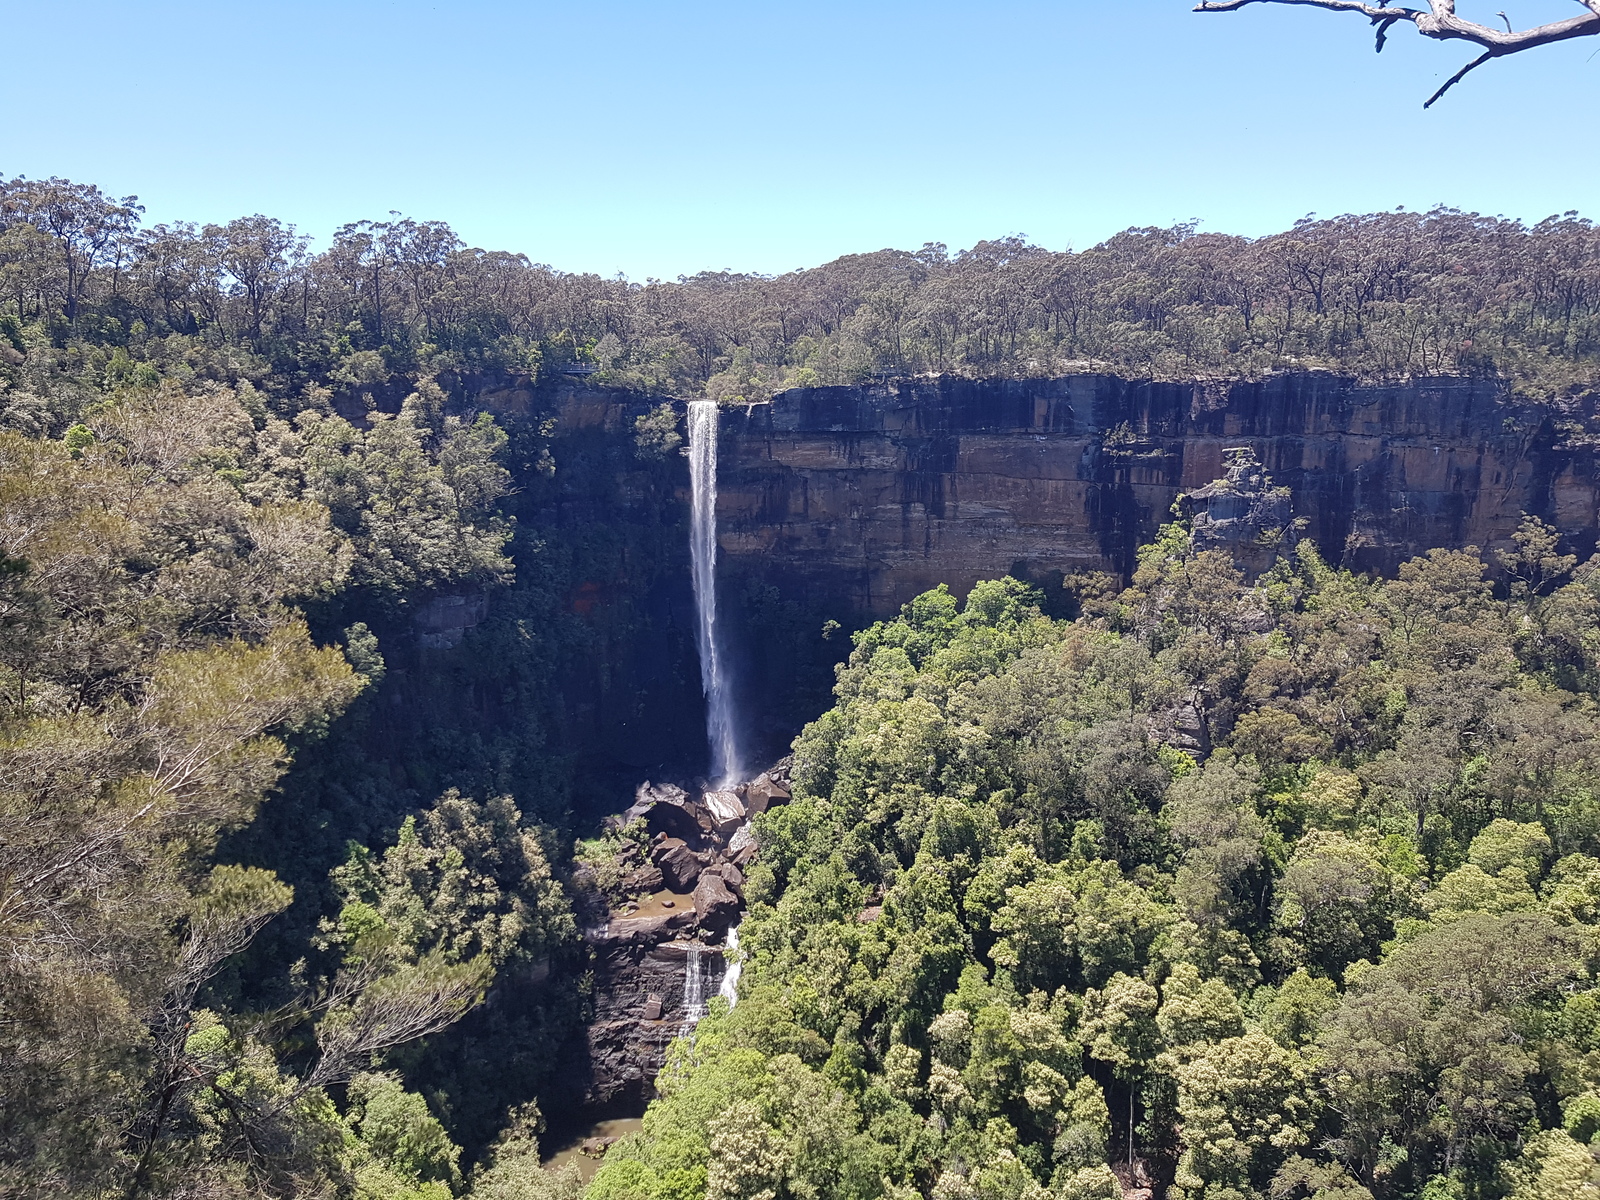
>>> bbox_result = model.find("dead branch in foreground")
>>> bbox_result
[1194,0,1600,106]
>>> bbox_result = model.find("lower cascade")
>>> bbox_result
[716,924,742,1011]
[678,944,709,1038]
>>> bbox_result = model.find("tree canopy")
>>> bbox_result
[594,516,1600,1200]
[4,175,1600,412]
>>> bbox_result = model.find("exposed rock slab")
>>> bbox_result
[702,789,746,834]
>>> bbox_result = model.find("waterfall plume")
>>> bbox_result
[717,924,742,1010]
[687,400,741,786]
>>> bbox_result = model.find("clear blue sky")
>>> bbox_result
[2,1,1594,279]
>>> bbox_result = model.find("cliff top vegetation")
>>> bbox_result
[3,174,1599,428]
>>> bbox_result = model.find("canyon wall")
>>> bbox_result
[481,372,1600,787]
[714,373,1600,613]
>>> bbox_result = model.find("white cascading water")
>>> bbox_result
[683,401,745,1025]
[687,400,742,787]
[716,925,742,1010]
[679,944,708,1038]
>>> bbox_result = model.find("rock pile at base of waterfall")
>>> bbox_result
[568,762,792,1104]
[601,763,790,943]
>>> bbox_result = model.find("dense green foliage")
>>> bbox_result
[9,170,1600,1199]
[596,524,1600,1199]
[4,175,1600,410]
[0,322,582,1197]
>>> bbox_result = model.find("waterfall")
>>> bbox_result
[716,924,742,1010]
[679,944,708,1038]
[687,400,741,786]
[684,401,744,1036]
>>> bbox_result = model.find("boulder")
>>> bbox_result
[702,862,744,899]
[702,789,746,835]
[626,781,711,842]
[727,825,758,868]
[640,994,662,1021]
[597,910,694,945]
[692,872,740,933]
[621,864,663,893]
[743,772,790,816]
[651,837,702,891]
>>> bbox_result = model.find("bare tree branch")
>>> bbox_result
[1424,48,1494,107]
[1195,0,1600,103]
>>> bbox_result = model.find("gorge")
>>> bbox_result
[458,367,1600,1124]
[8,164,1600,1200]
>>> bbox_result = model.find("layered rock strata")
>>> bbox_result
[712,374,1600,611]
[476,372,1600,801]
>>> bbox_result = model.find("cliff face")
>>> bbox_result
[478,373,1600,787]
[714,374,1600,613]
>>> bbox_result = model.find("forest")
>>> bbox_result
[3,174,1600,412]
[4,170,1600,1200]
[594,527,1600,1200]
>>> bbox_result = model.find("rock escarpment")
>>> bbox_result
[713,374,1600,612]
[478,372,1600,785]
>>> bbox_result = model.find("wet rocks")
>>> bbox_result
[571,935,729,1106]
[702,789,746,835]
[603,909,695,945]
[571,765,795,1103]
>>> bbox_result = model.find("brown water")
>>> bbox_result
[542,1117,645,1182]
[623,888,696,920]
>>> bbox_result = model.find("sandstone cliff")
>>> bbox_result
[714,374,1600,611]
[478,372,1600,785]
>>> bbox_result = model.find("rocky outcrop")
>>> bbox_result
[1179,445,1296,576]
[413,591,488,649]
[569,764,792,1105]
[577,937,723,1106]
[691,872,739,932]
